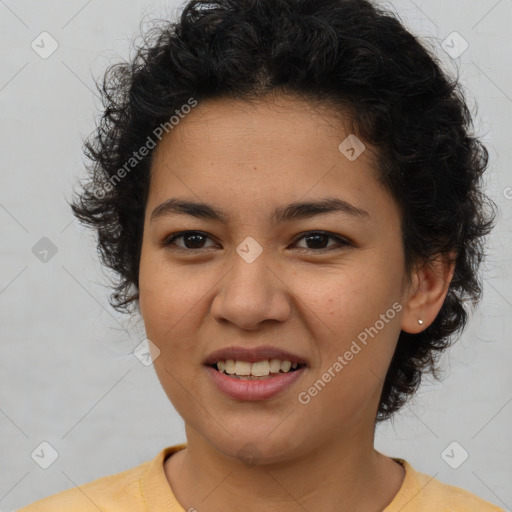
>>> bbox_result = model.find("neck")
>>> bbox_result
[164,418,405,512]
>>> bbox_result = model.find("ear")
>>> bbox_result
[401,252,456,334]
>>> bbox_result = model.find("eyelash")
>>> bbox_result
[161,230,352,253]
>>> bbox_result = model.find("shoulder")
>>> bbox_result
[387,459,505,512]
[417,474,505,511]
[16,459,151,512]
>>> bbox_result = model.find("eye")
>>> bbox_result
[291,231,351,251]
[163,231,217,250]
[162,230,351,252]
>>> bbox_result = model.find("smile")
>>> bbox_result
[206,362,306,400]
[213,359,304,378]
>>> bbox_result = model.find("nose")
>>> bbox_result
[210,249,291,330]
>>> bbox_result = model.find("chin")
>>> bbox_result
[199,429,311,467]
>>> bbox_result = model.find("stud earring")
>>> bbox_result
[418,319,424,325]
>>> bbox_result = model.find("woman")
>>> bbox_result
[19,0,503,510]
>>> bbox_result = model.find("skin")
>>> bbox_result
[138,93,455,512]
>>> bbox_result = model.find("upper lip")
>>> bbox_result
[203,345,308,366]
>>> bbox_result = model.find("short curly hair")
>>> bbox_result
[70,0,496,421]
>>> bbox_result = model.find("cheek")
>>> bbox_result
[310,269,390,331]
[308,266,403,374]
[138,262,213,386]
[139,253,200,335]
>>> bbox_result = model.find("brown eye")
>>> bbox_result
[164,231,217,250]
[293,231,351,251]
[162,230,351,252]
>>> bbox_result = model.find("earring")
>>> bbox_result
[418,319,424,325]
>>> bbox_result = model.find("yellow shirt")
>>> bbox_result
[18,443,504,511]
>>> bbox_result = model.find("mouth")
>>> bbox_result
[209,359,307,380]
[203,345,308,400]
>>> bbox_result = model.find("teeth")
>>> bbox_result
[269,358,281,373]
[251,360,269,376]
[214,359,301,377]
[280,360,291,372]
[225,359,236,374]
[235,361,251,375]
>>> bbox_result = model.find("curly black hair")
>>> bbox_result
[70,0,496,421]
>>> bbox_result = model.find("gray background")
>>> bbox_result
[1,0,511,510]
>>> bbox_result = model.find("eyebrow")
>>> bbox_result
[150,197,370,225]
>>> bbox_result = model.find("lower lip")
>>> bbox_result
[205,366,306,401]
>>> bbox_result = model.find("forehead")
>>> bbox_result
[147,94,397,226]
[152,95,372,176]
[157,94,356,154]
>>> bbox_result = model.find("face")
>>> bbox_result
[138,94,412,463]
